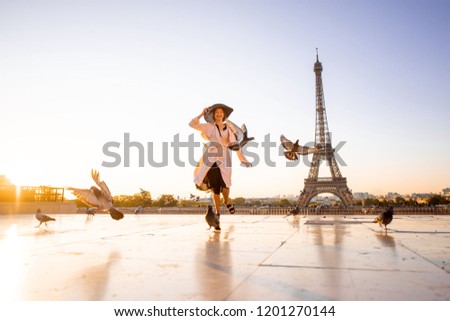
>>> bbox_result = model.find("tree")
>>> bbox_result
[138,188,153,207]
[364,198,380,207]
[405,198,418,206]
[112,194,139,207]
[179,199,202,207]
[247,199,261,207]
[110,190,153,208]
[231,197,246,206]
[276,198,292,207]
[154,194,178,207]
[427,195,449,206]
[395,197,406,206]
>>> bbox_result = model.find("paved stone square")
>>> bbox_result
[1,213,449,300]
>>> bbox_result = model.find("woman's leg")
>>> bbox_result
[206,164,222,215]
[213,193,221,215]
[222,187,229,205]
[222,187,235,214]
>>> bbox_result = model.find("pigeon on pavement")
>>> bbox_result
[35,209,55,227]
[86,207,95,217]
[205,205,221,231]
[374,206,394,230]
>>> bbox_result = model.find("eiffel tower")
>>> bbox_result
[297,51,355,206]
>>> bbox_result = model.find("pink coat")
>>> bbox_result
[189,117,248,189]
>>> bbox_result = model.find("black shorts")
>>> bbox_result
[205,162,226,195]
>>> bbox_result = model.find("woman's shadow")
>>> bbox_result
[196,225,234,300]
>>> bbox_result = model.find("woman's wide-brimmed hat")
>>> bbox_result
[204,103,233,123]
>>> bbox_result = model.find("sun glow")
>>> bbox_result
[2,159,35,188]
[7,168,38,188]
[15,186,21,200]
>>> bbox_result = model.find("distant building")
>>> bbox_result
[0,175,15,188]
[353,192,376,199]
[386,192,402,199]
[411,193,434,199]
[19,186,65,202]
[0,175,16,202]
[311,194,339,204]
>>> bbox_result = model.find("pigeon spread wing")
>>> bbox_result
[241,123,248,134]
[226,120,244,151]
[284,151,298,161]
[280,135,294,150]
[91,169,112,202]
[239,124,255,147]
[227,120,244,142]
[68,188,101,208]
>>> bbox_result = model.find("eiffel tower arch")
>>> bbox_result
[297,51,355,207]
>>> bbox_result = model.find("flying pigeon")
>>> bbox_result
[227,120,255,151]
[280,135,318,160]
[190,194,200,202]
[35,209,55,227]
[205,205,221,231]
[374,206,394,230]
[281,135,300,160]
[68,169,124,220]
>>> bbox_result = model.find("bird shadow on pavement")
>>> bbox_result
[375,231,396,248]
[29,227,88,238]
[33,228,55,236]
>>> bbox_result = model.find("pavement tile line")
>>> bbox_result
[393,241,450,274]
[224,227,299,301]
[258,264,437,273]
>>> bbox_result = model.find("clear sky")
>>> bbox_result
[1,0,449,199]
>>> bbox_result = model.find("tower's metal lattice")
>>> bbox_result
[297,52,355,206]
